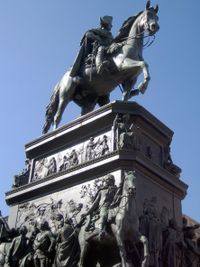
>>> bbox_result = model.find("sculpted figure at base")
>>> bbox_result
[113,113,139,150]
[7,226,30,267]
[0,212,11,267]
[139,197,162,267]
[13,159,30,188]
[162,219,178,267]
[0,211,10,242]
[182,218,200,267]
[98,135,110,156]
[33,221,55,267]
[78,171,149,267]
[54,216,80,267]
[163,143,181,177]
[85,137,98,161]
[81,174,119,240]
[59,155,69,172]
[47,157,57,176]
[42,1,159,133]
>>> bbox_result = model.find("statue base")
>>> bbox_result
[5,101,188,266]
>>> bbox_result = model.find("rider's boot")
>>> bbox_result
[96,46,107,74]
[99,229,106,240]
[98,222,106,240]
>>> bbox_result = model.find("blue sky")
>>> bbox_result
[0,0,200,222]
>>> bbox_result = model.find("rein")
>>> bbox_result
[117,189,136,209]
[119,32,156,48]
[143,34,156,48]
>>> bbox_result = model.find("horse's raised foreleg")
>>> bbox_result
[136,61,150,95]
[120,59,150,98]
[121,78,137,101]
[139,235,149,267]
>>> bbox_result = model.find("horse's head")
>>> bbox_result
[140,1,160,36]
[123,171,136,196]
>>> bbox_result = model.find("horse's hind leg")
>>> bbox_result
[81,94,110,117]
[42,118,52,134]
[53,98,70,130]
[81,97,97,115]
[97,94,110,107]
[53,75,79,129]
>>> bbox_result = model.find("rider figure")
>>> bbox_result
[71,15,113,77]
[82,174,120,239]
[83,15,113,74]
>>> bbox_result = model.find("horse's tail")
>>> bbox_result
[42,83,60,134]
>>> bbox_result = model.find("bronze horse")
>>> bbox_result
[78,171,149,267]
[43,1,159,133]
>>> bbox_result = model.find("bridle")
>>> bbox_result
[117,10,158,49]
[120,33,156,48]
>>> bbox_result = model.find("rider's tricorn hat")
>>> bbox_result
[100,15,113,26]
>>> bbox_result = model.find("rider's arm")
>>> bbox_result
[85,31,102,44]
[84,191,101,215]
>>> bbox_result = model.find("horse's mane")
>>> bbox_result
[114,12,143,43]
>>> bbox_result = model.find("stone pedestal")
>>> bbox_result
[6,101,187,228]
[5,101,188,267]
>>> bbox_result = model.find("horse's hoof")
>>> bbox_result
[140,88,147,94]
[137,82,147,94]
[130,89,140,97]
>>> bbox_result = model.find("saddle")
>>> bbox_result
[84,53,118,74]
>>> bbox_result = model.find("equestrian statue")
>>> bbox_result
[42,1,159,134]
